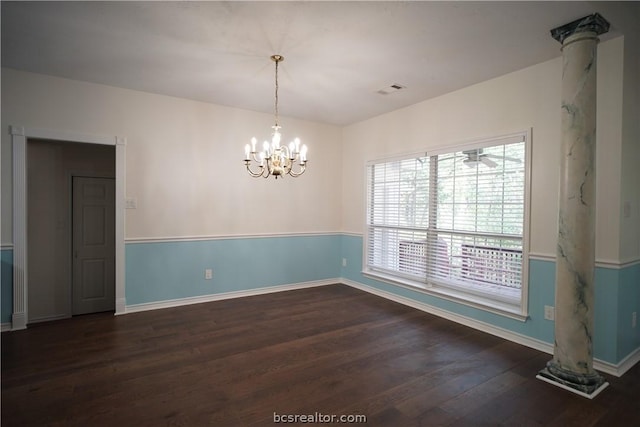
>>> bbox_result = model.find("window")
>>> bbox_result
[365,132,529,316]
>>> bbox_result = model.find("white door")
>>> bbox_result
[72,176,115,315]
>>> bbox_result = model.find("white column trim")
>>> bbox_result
[115,137,127,314]
[10,126,127,329]
[11,128,27,330]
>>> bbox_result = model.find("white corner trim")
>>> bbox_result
[115,298,126,315]
[340,278,632,377]
[12,131,28,331]
[122,278,339,314]
[114,143,126,315]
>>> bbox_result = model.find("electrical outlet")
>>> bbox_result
[544,305,555,321]
[205,269,213,280]
[342,258,347,267]
[632,312,637,328]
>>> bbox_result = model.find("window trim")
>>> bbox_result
[363,130,532,320]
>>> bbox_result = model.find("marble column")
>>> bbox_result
[537,13,610,398]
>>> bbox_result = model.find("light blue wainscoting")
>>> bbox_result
[618,263,640,361]
[339,234,637,365]
[125,234,342,305]
[1,249,13,324]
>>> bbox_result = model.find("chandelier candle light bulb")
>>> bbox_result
[243,55,308,179]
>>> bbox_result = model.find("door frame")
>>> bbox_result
[11,125,126,330]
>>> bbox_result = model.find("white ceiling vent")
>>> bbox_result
[377,84,406,95]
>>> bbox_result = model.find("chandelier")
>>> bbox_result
[244,55,308,179]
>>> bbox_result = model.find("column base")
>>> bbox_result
[11,312,27,330]
[537,361,608,399]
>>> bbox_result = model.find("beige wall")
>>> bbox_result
[1,69,343,242]
[620,31,640,262]
[1,37,635,266]
[27,140,115,322]
[341,37,627,263]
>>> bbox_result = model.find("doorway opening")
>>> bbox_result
[27,140,116,323]
[10,126,126,330]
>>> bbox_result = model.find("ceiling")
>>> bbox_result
[2,1,638,126]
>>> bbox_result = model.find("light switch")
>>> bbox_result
[125,198,137,209]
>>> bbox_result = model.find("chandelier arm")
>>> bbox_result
[287,162,307,177]
[250,152,263,163]
[244,161,266,178]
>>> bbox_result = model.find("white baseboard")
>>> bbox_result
[341,278,554,352]
[123,278,339,314]
[616,346,640,376]
[1,322,12,332]
[340,278,635,378]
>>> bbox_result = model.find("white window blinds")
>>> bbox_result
[366,133,527,308]
[367,156,430,281]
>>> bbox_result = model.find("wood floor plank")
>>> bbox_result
[3,284,640,426]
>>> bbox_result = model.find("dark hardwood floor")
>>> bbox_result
[2,284,639,426]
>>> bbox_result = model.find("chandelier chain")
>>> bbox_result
[274,58,279,127]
